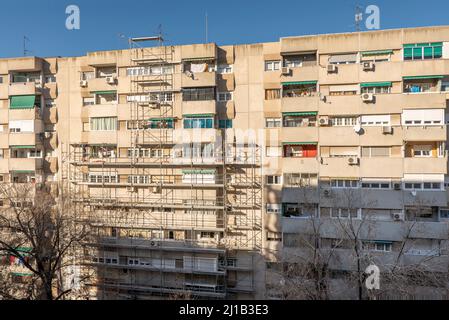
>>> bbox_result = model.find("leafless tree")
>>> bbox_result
[0,182,90,300]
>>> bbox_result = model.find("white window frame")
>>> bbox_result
[330,208,361,220]
[266,175,282,185]
[266,203,281,214]
[216,64,233,74]
[265,60,281,71]
[360,115,391,126]
[265,118,281,128]
[330,179,359,189]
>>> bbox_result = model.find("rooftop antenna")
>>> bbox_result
[205,12,208,43]
[355,5,363,32]
[23,36,31,56]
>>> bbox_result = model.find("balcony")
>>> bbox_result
[81,131,118,145]
[281,157,319,173]
[8,82,39,96]
[403,126,446,141]
[319,127,360,146]
[360,158,403,178]
[281,96,319,113]
[173,128,220,144]
[182,72,216,88]
[9,158,43,171]
[281,66,319,83]
[7,57,42,71]
[319,157,360,178]
[9,107,41,121]
[319,63,360,85]
[402,59,449,78]
[9,133,40,146]
[182,100,216,116]
[81,104,118,119]
[0,84,8,99]
[87,77,117,93]
[404,157,447,174]
[281,127,318,142]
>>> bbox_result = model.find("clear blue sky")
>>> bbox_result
[0,0,448,58]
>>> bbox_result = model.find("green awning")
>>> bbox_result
[91,90,117,94]
[10,95,36,110]
[282,81,318,86]
[182,169,216,174]
[360,82,392,88]
[404,42,442,48]
[403,75,444,80]
[282,142,317,146]
[10,145,35,149]
[11,170,35,174]
[149,117,175,121]
[11,272,33,277]
[183,114,214,118]
[282,112,318,116]
[361,50,393,56]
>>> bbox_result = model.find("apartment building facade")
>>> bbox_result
[0,25,448,299]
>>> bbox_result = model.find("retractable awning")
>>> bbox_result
[282,81,317,86]
[10,145,35,149]
[10,95,36,109]
[361,50,393,56]
[182,169,216,174]
[149,117,175,121]
[282,112,318,116]
[10,170,35,174]
[403,75,444,80]
[282,142,318,146]
[90,90,117,94]
[183,114,215,118]
[360,82,392,88]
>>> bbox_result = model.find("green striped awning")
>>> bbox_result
[149,117,175,121]
[282,112,318,116]
[282,81,317,86]
[90,90,117,94]
[282,142,317,146]
[10,145,35,149]
[11,273,33,277]
[360,82,392,88]
[403,75,444,80]
[11,170,35,174]
[182,169,216,174]
[10,95,36,110]
[361,50,393,56]
[404,42,443,48]
[183,114,214,118]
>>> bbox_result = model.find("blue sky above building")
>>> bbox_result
[0,0,448,58]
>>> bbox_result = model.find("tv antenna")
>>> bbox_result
[205,12,209,43]
[355,5,363,32]
[23,36,31,56]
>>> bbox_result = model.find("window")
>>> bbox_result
[217,64,233,74]
[361,180,391,189]
[361,86,391,94]
[126,65,173,76]
[182,87,215,101]
[81,72,94,81]
[90,117,118,131]
[266,204,281,214]
[266,146,282,157]
[403,43,443,60]
[127,175,150,184]
[330,180,359,189]
[403,174,443,191]
[83,97,95,106]
[95,92,117,105]
[330,117,358,127]
[328,84,359,96]
[283,144,317,158]
[265,60,280,71]
[283,114,317,127]
[439,208,449,219]
[218,120,232,129]
[282,83,317,98]
[183,117,214,129]
[284,173,318,187]
[265,89,280,100]
[96,66,116,78]
[127,92,173,103]
[360,115,390,126]
[361,147,390,158]
[330,208,361,220]
[282,203,316,218]
[363,241,392,252]
[88,173,118,184]
[200,232,215,239]
[328,53,358,65]
[283,53,317,68]
[44,75,56,83]
[9,120,34,133]
[28,149,42,158]
[266,175,282,185]
[265,118,281,128]
[413,145,432,157]
[402,109,444,126]
[217,92,233,102]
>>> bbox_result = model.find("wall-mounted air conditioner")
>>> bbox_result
[363,61,375,71]
[362,93,374,102]
[327,64,338,73]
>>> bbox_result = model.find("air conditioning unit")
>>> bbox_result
[382,126,393,135]
[126,186,137,193]
[318,116,330,126]
[80,80,88,87]
[281,67,291,75]
[44,132,52,139]
[393,183,402,191]
[106,76,116,84]
[327,64,338,73]
[392,212,404,221]
[150,241,160,247]
[152,186,161,193]
[347,156,359,165]
[363,61,375,71]
[361,93,374,102]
